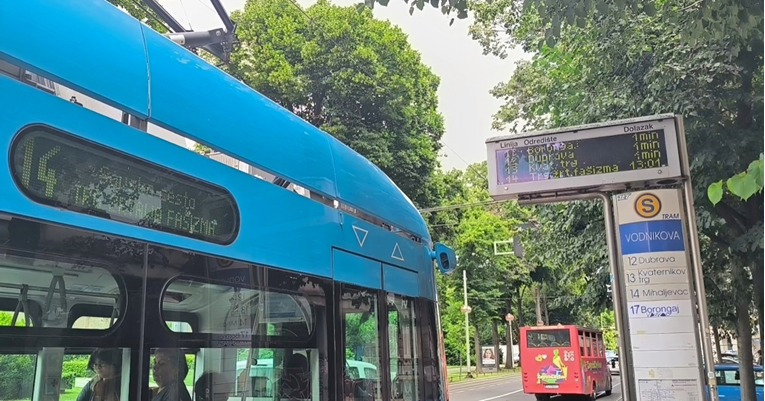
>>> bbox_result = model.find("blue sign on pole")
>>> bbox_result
[618,220,685,255]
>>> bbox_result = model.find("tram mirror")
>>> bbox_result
[433,243,457,274]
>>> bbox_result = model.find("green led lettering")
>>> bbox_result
[37,145,61,197]
[207,220,218,236]
[21,137,35,187]
[181,212,190,232]
[174,210,183,229]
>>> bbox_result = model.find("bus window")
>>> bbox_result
[525,329,571,348]
[342,286,382,401]
[591,334,598,357]
[585,333,592,357]
[387,293,419,401]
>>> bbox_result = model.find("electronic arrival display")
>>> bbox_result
[10,127,239,244]
[495,130,669,184]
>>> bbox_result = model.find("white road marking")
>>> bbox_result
[477,389,523,401]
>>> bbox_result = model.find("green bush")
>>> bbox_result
[0,354,36,399]
[61,372,75,389]
[63,359,91,379]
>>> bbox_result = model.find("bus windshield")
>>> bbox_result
[526,329,572,347]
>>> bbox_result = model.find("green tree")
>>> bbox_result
[224,0,444,206]
[474,0,762,396]
[106,0,168,32]
[109,0,445,207]
[520,201,612,326]
[481,2,765,340]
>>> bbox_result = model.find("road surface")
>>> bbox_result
[448,374,623,401]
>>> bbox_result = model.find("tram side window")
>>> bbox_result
[0,353,36,401]
[387,293,419,401]
[418,300,442,401]
[160,265,330,401]
[149,348,194,401]
[0,216,133,330]
[342,285,382,401]
[0,310,33,327]
[0,216,139,401]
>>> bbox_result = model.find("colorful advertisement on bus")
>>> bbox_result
[520,325,612,398]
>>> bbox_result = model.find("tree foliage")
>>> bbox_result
[106,0,168,32]
[470,0,762,392]
[224,0,444,206]
[430,163,617,366]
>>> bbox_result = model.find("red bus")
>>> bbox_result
[520,324,613,400]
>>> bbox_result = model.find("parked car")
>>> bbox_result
[605,350,619,375]
[608,356,620,375]
[710,364,764,401]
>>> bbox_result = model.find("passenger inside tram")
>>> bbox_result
[76,348,123,401]
[151,349,192,401]
[194,371,231,401]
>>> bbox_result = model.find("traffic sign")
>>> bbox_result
[634,193,662,218]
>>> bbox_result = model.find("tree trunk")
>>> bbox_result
[543,291,550,325]
[732,261,756,401]
[753,262,764,349]
[492,320,501,371]
[534,286,543,325]
[713,326,723,364]
[735,294,757,401]
[505,299,514,369]
[473,324,483,374]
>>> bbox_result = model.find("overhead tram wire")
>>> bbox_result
[130,0,175,33]
[417,199,510,214]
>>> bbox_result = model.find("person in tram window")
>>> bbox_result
[76,348,123,401]
[151,349,192,401]
[194,371,231,401]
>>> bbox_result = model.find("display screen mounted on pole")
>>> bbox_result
[486,115,682,200]
[614,188,704,401]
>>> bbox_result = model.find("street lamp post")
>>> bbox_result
[505,313,515,369]
[460,269,473,378]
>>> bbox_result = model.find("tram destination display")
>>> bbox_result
[486,116,682,199]
[10,127,239,244]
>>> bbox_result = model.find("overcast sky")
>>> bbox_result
[157,0,529,171]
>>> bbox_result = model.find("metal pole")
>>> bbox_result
[675,117,719,400]
[598,193,636,401]
[508,320,514,368]
[463,269,472,378]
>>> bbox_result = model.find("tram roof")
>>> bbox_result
[0,0,430,241]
